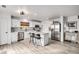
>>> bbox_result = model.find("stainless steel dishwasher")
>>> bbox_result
[18,32,24,41]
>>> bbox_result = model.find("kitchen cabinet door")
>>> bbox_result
[11,32,17,43]
[41,33,49,46]
[12,19,20,27]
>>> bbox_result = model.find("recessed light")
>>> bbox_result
[34,13,38,16]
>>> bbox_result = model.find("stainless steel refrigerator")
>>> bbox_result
[51,21,61,41]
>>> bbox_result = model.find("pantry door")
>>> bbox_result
[0,15,11,45]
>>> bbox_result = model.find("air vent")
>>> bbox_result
[1,5,6,8]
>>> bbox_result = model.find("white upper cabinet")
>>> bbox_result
[11,19,20,27]
[67,15,79,21]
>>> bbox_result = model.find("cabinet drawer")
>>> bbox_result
[65,32,77,41]
[11,32,18,42]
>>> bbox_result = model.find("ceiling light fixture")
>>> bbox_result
[16,9,29,15]
[20,11,25,15]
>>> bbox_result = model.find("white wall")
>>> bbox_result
[41,20,53,39]
[41,20,52,33]
[0,15,1,43]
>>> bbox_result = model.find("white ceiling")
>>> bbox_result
[0,5,79,20]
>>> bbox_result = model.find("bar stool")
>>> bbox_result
[29,33,35,45]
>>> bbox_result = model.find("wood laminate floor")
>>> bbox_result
[0,39,79,54]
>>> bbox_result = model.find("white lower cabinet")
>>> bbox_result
[11,32,18,43]
[24,32,30,39]
[41,33,49,46]
[65,32,77,42]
